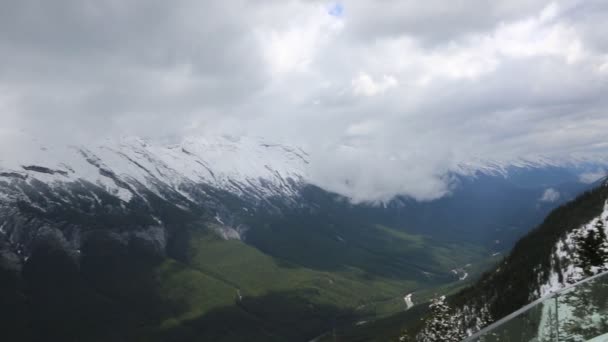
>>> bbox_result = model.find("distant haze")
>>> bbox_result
[1,0,608,201]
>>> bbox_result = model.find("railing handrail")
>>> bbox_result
[462,269,608,341]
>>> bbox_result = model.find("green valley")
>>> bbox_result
[148,220,499,341]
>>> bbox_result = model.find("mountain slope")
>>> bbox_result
[408,178,608,341]
[0,136,480,342]
[0,135,604,341]
[1,134,597,272]
[452,180,608,317]
[325,178,608,342]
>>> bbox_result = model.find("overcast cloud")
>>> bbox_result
[1,0,608,201]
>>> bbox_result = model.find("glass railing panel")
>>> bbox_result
[463,270,608,342]
[555,274,608,341]
[466,298,557,342]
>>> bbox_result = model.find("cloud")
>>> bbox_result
[328,3,344,17]
[579,169,607,184]
[1,0,608,202]
[256,3,344,75]
[351,73,398,96]
[540,188,561,202]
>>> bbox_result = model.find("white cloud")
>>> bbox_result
[345,120,381,136]
[351,72,398,96]
[540,188,561,202]
[579,169,607,184]
[364,2,592,86]
[256,3,344,75]
[1,0,608,202]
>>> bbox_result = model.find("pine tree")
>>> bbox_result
[416,296,465,342]
[474,305,492,331]
[575,219,608,276]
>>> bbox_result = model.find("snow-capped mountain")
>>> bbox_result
[0,134,313,265]
[0,135,308,206]
[1,133,606,210]
[1,134,606,342]
[0,133,604,263]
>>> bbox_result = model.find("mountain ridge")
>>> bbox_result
[2,133,606,207]
[411,178,608,341]
[1,134,606,341]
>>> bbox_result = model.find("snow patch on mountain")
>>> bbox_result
[1,133,607,206]
[0,134,309,205]
[539,200,608,297]
[455,156,608,178]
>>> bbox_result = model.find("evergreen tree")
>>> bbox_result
[575,219,608,276]
[416,296,465,342]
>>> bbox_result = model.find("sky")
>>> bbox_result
[1,0,608,201]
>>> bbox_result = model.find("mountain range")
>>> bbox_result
[0,134,606,341]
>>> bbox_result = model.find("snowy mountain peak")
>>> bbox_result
[1,132,606,207]
[0,134,309,205]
